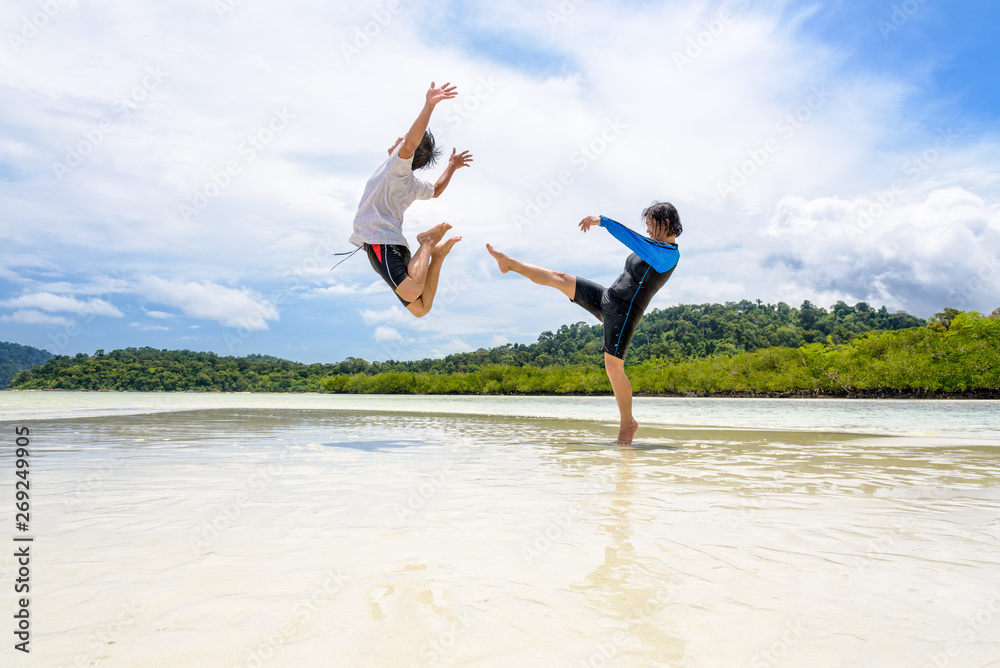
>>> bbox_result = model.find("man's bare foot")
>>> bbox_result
[417,222,452,246]
[614,419,639,445]
[433,236,462,259]
[486,244,513,274]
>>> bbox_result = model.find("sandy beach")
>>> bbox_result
[2,393,999,666]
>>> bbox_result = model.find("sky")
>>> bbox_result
[1,0,998,364]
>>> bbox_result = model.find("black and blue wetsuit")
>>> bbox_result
[571,216,679,359]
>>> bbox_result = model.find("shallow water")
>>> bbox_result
[1,394,999,666]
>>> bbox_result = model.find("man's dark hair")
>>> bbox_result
[642,201,682,238]
[412,131,441,170]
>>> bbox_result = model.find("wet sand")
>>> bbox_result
[2,406,999,666]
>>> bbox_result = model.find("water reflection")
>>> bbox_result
[573,442,686,664]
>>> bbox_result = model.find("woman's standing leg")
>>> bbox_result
[604,352,638,445]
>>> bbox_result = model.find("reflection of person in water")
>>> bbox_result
[573,442,683,663]
[487,202,682,444]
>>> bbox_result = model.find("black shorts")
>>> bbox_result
[365,243,412,306]
[571,277,641,360]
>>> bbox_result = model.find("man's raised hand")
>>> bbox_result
[448,149,474,170]
[426,81,458,106]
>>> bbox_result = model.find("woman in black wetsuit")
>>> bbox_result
[487,202,682,445]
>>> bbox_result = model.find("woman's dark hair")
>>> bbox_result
[642,201,682,238]
[412,130,441,170]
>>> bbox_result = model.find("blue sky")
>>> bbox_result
[1,0,998,364]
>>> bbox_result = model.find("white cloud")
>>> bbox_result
[0,292,124,317]
[145,310,174,319]
[130,322,169,331]
[431,338,474,357]
[1,310,74,327]
[756,186,1000,313]
[0,0,997,361]
[135,276,279,330]
[373,326,401,343]
[310,282,384,297]
[360,307,411,326]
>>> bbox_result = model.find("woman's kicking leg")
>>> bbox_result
[486,244,576,300]
[604,352,638,445]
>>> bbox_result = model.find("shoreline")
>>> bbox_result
[5,387,1000,400]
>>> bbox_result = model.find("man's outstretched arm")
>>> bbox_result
[398,81,457,160]
[433,148,474,198]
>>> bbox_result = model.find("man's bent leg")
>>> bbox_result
[407,237,461,318]
[397,222,452,303]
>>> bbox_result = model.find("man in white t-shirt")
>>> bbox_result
[349,81,473,317]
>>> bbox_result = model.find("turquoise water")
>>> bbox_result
[3,391,1000,438]
[1,393,998,666]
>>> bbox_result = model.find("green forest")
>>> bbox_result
[0,341,53,389]
[331,299,926,373]
[6,300,999,397]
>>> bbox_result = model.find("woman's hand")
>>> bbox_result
[426,81,458,106]
[578,215,601,233]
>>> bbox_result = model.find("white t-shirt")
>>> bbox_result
[349,145,435,248]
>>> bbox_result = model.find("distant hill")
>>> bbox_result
[362,299,926,373]
[8,300,933,392]
[0,342,54,389]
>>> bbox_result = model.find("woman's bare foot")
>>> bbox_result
[433,236,462,259]
[614,419,639,445]
[417,222,452,246]
[486,244,513,273]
